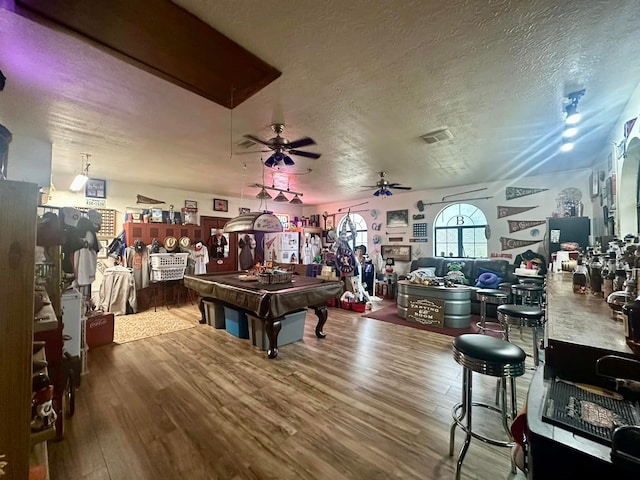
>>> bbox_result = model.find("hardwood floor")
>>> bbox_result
[48,301,533,480]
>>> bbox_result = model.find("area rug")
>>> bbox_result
[113,308,198,344]
[362,304,499,337]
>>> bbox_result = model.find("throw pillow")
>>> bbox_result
[475,272,503,289]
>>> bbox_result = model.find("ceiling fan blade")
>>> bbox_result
[289,149,321,159]
[286,137,315,149]
[391,186,412,190]
[361,185,379,189]
[244,134,272,147]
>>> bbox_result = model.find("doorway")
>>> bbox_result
[200,216,237,273]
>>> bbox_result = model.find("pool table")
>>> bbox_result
[183,272,343,358]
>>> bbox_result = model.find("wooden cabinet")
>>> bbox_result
[0,180,38,479]
[123,222,205,245]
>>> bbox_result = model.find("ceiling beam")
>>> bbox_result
[13,0,281,108]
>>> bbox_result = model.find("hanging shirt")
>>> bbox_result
[125,247,150,290]
[99,266,137,315]
[193,243,209,274]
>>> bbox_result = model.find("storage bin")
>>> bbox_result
[248,310,306,351]
[223,306,249,339]
[203,300,226,329]
[341,300,353,310]
[150,253,189,268]
[151,267,186,281]
[352,303,366,313]
[85,313,114,349]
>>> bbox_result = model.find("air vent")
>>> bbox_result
[420,128,453,144]
[237,139,256,149]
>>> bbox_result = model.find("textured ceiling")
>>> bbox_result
[1,1,639,205]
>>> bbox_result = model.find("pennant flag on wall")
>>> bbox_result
[505,187,549,200]
[497,205,538,218]
[624,117,637,139]
[507,219,547,233]
[500,237,542,251]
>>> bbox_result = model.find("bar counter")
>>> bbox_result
[546,271,633,355]
[526,272,639,478]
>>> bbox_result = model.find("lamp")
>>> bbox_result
[70,153,90,191]
[253,183,304,203]
[289,194,303,205]
[256,187,272,199]
[273,191,289,202]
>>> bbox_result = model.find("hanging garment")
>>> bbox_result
[125,246,150,290]
[193,242,209,274]
[238,234,255,270]
[207,232,227,258]
[99,266,137,315]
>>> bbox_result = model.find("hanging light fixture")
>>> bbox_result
[69,153,90,191]
[256,187,272,199]
[273,191,289,202]
[289,194,303,205]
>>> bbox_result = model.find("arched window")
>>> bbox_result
[434,203,488,257]
[337,213,368,251]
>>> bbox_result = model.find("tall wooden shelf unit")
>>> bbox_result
[0,180,39,479]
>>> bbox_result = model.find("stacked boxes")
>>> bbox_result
[248,309,307,351]
[223,306,249,339]
[203,300,226,329]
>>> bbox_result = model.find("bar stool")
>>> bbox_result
[497,304,545,367]
[449,334,526,479]
[475,289,509,335]
[511,283,544,306]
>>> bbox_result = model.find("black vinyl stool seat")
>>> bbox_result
[511,283,544,306]
[497,304,545,366]
[449,334,526,480]
[475,288,509,336]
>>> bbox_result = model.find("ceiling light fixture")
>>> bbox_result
[273,191,289,202]
[564,89,585,125]
[253,182,303,204]
[69,153,90,191]
[562,126,578,138]
[289,194,303,205]
[255,187,272,199]
[560,140,574,152]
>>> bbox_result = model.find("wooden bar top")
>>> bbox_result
[546,272,634,356]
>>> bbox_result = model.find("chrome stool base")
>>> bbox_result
[449,335,526,480]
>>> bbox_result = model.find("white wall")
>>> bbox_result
[304,169,592,275]
[607,81,640,238]
[7,135,51,188]
[48,172,305,230]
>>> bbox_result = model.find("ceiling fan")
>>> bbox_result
[362,171,412,196]
[243,123,321,168]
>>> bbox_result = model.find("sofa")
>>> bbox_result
[406,257,518,317]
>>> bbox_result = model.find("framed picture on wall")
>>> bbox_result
[386,209,409,227]
[213,198,228,212]
[85,178,106,199]
[381,245,411,262]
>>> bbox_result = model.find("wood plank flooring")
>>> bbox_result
[48,301,533,480]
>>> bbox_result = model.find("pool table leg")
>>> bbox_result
[313,305,328,339]
[265,319,282,359]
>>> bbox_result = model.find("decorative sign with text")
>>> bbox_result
[407,297,444,327]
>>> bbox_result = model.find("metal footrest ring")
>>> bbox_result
[451,402,515,448]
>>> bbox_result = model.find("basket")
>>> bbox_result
[150,253,189,269]
[151,267,186,281]
[257,272,293,284]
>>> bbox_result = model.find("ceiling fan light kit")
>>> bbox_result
[362,171,412,197]
[244,123,321,168]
